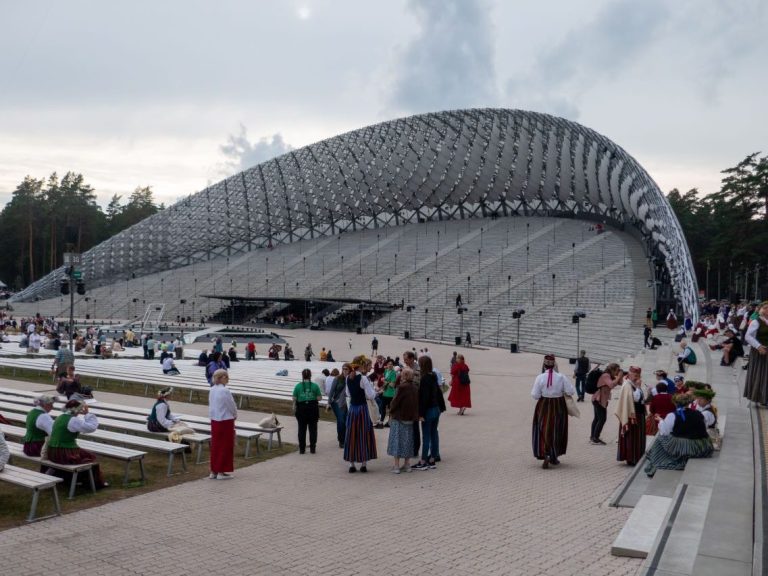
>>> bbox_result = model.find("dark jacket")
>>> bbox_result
[418,372,445,418]
[389,381,418,422]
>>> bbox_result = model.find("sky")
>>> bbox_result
[0,0,766,209]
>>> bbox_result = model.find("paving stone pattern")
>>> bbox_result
[0,333,642,576]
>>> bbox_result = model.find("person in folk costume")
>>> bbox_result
[147,387,182,432]
[208,369,237,480]
[616,366,646,466]
[343,355,378,473]
[666,309,678,330]
[644,393,713,477]
[531,354,576,469]
[743,301,768,405]
[692,387,717,429]
[48,399,109,489]
[23,395,55,457]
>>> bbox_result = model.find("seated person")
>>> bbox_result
[710,329,744,366]
[228,346,239,362]
[48,399,108,489]
[268,344,280,360]
[284,345,294,361]
[100,345,113,359]
[147,387,181,432]
[23,395,55,457]
[197,350,209,366]
[326,349,335,362]
[672,375,687,394]
[692,387,717,429]
[648,383,675,420]
[649,335,662,350]
[676,340,697,373]
[111,340,123,352]
[56,365,93,400]
[162,356,180,376]
[644,392,713,477]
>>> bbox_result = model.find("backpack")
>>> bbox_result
[584,367,603,395]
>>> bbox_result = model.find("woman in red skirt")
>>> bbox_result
[209,369,237,480]
[616,366,646,466]
[531,354,576,469]
[448,354,472,415]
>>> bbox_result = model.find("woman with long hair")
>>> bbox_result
[413,355,445,470]
[343,358,377,473]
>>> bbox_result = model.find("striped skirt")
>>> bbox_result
[344,404,377,464]
[532,396,568,460]
[743,351,768,404]
[644,435,713,476]
[617,411,646,465]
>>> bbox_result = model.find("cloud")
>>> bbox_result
[389,0,498,113]
[506,0,669,119]
[219,125,293,173]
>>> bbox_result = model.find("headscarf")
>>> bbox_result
[64,399,87,415]
[33,394,55,407]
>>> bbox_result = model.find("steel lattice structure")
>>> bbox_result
[13,108,698,318]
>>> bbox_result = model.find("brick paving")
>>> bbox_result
[0,331,642,575]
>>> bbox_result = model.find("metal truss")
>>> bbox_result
[13,108,699,320]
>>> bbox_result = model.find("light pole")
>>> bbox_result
[507,275,511,304]
[478,311,483,345]
[552,273,556,305]
[441,308,445,341]
[424,308,428,338]
[496,314,500,347]
[266,256,269,277]
[603,278,607,308]
[532,277,536,305]
[467,276,471,304]
[572,242,576,270]
[513,308,525,352]
[576,279,579,307]
[573,311,586,360]
[387,278,391,303]
[526,245,529,272]
[426,277,430,301]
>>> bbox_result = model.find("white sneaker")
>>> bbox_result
[391,467,401,475]
[216,473,234,480]
[208,472,217,479]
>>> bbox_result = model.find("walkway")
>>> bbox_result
[0,331,643,575]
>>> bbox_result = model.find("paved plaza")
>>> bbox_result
[1,330,648,575]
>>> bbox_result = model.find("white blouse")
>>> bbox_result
[531,370,576,399]
[745,317,767,349]
[68,413,99,433]
[209,384,237,421]
[35,411,54,435]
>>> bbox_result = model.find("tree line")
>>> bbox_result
[0,172,161,289]
[667,152,768,301]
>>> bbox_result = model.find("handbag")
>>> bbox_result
[563,394,580,417]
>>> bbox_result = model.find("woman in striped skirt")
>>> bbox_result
[531,354,576,469]
[644,393,713,477]
[344,359,377,473]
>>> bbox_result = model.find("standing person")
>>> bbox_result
[413,355,445,470]
[590,363,623,445]
[381,359,397,426]
[456,293,463,308]
[304,343,314,362]
[666,309,678,330]
[531,354,576,469]
[616,366,646,466]
[205,351,228,385]
[208,369,237,480]
[652,308,659,328]
[371,336,379,356]
[744,302,768,404]
[448,353,471,415]
[326,367,347,448]
[573,350,590,402]
[643,325,652,349]
[465,332,472,347]
[51,345,75,378]
[344,357,377,473]
[23,395,55,457]
[48,400,109,489]
[293,368,322,454]
[387,367,418,474]
[645,307,652,328]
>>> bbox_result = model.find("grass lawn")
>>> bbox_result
[0,442,295,530]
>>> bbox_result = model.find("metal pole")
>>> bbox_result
[441,309,444,341]
[603,279,606,308]
[507,275,511,304]
[552,274,556,305]
[576,280,579,307]
[69,269,75,351]
[526,246,529,273]
[532,277,535,305]
[576,319,580,360]
[496,314,500,347]
[516,316,521,349]
[478,312,482,345]
[572,242,575,270]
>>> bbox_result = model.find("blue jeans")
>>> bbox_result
[421,406,440,462]
[574,374,586,399]
[331,403,347,444]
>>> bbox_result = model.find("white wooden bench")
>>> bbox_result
[0,464,63,522]
[0,423,146,486]
[6,440,95,499]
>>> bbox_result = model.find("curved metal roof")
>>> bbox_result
[13,108,698,318]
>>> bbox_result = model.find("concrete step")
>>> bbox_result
[611,494,673,558]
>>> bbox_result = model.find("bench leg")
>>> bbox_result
[51,485,61,516]
[277,431,282,448]
[28,489,40,522]
[68,471,78,500]
[188,389,194,402]
[87,468,96,494]
[138,459,146,483]
[167,453,174,476]
[244,438,251,459]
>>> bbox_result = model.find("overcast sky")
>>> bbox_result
[1,0,766,208]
